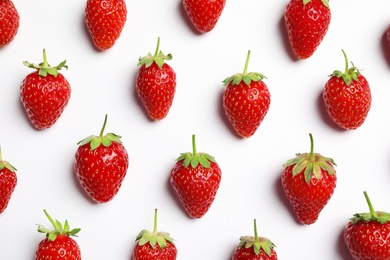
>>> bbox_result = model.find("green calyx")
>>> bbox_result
[77,114,122,150]
[238,219,275,257]
[350,191,390,224]
[37,209,80,241]
[330,49,361,86]
[303,0,330,8]
[23,48,68,77]
[135,209,175,249]
[283,133,336,185]
[176,134,216,169]
[137,37,172,69]
[0,146,17,172]
[223,50,266,87]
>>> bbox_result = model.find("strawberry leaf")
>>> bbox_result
[138,38,172,69]
[176,135,216,169]
[23,49,67,78]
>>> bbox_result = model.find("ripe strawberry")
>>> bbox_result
[133,209,177,260]
[136,37,176,120]
[170,134,222,218]
[74,115,129,203]
[387,24,390,46]
[35,209,81,260]
[0,147,17,214]
[285,0,331,59]
[344,191,390,260]
[223,50,271,138]
[281,133,336,225]
[0,0,19,48]
[20,49,71,130]
[232,219,277,260]
[85,0,127,50]
[183,0,226,33]
[323,50,372,130]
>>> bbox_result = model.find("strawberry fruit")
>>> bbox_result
[323,50,372,130]
[344,191,390,259]
[136,37,176,120]
[170,134,222,218]
[20,49,71,130]
[281,133,336,224]
[223,50,271,138]
[0,0,19,47]
[35,209,81,260]
[285,0,331,59]
[183,0,226,33]
[85,0,127,50]
[0,147,17,214]
[232,219,277,260]
[74,114,129,203]
[133,209,177,260]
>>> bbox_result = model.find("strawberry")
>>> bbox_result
[20,49,71,130]
[387,24,390,46]
[232,219,277,260]
[35,209,81,260]
[0,147,17,214]
[281,133,336,225]
[183,0,226,33]
[170,134,222,218]
[284,0,331,59]
[344,191,390,260]
[74,114,129,203]
[0,0,19,48]
[85,0,127,50]
[133,209,177,260]
[136,37,176,120]
[323,50,372,130]
[223,50,271,138]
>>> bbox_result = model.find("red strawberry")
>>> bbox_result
[136,37,176,120]
[281,133,336,225]
[223,50,271,138]
[344,191,390,260]
[285,0,331,59]
[0,0,19,47]
[74,115,129,203]
[20,49,71,130]
[170,134,222,218]
[35,209,81,260]
[232,219,277,260]
[0,147,17,214]
[85,0,127,50]
[387,24,390,46]
[133,209,177,260]
[323,50,372,130]
[183,0,226,33]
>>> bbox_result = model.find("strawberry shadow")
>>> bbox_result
[336,226,353,260]
[380,28,390,68]
[278,13,299,62]
[316,88,347,132]
[273,170,302,225]
[176,0,203,35]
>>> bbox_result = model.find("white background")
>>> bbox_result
[1,0,390,259]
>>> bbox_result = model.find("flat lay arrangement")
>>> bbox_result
[1,0,390,259]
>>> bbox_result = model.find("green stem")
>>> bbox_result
[192,134,197,155]
[0,146,2,161]
[341,49,349,74]
[309,133,314,160]
[153,209,158,235]
[154,37,161,57]
[42,49,48,67]
[254,219,259,244]
[44,209,60,231]
[243,50,251,75]
[100,114,108,137]
[363,191,377,217]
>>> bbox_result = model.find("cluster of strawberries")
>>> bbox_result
[1,0,390,259]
